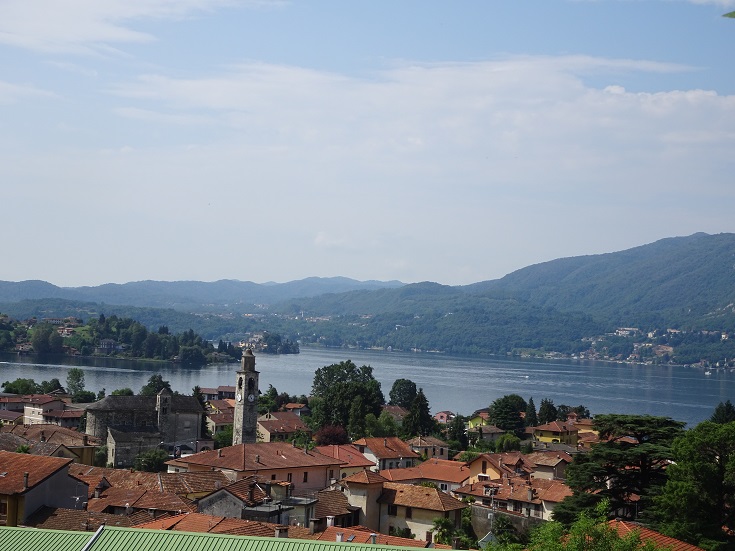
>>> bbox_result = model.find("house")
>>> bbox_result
[24,505,135,531]
[0,451,88,526]
[525,451,573,480]
[455,477,572,521]
[197,475,309,525]
[0,410,23,426]
[377,481,467,543]
[206,411,234,436]
[379,458,471,493]
[406,435,449,459]
[1,424,100,465]
[381,405,409,424]
[464,452,535,484]
[166,442,344,493]
[41,407,85,428]
[258,411,312,443]
[468,424,505,443]
[353,437,419,471]
[201,386,237,401]
[284,403,311,417]
[433,411,455,425]
[340,470,389,530]
[69,465,230,501]
[532,421,579,446]
[312,488,361,531]
[315,444,375,479]
[467,409,490,429]
[86,486,196,517]
[22,395,67,425]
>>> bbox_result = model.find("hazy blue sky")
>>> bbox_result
[2,1,733,287]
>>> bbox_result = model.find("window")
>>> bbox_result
[440,483,448,491]
[271,474,276,480]
[303,471,308,483]
[388,505,397,516]
[440,447,444,456]
[329,469,334,480]
[287,473,292,482]
[481,460,487,474]
[405,507,412,519]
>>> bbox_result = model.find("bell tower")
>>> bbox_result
[233,348,259,445]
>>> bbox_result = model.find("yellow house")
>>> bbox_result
[467,411,490,429]
[533,421,579,446]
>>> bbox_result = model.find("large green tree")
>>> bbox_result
[490,394,526,435]
[66,368,86,397]
[710,400,735,424]
[555,414,685,525]
[309,360,384,429]
[140,374,172,396]
[402,388,434,437]
[525,397,538,427]
[652,421,735,549]
[389,378,418,409]
[538,398,558,425]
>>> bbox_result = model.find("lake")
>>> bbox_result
[1,348,731,427]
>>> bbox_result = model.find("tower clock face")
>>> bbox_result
[247,394,255,402]
[236,392,242,402]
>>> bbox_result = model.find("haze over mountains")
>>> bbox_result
[1,233,734,352]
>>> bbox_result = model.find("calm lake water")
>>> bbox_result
[1,348,731,427]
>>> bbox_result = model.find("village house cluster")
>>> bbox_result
[0,351,705,551]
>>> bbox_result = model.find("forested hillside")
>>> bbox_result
[1,233,734,361]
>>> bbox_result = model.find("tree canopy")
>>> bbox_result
[389,378,418,409]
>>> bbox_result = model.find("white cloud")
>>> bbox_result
[0,80,56,104]
[0,0,277,54]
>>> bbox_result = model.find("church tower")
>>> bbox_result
[233,348,259,445]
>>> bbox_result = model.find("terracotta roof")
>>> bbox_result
[314,444,374,469]
[381,405,409,420]
[0,410,23,422]
[609,520,706,551]
[170,442,342,472]
[87,487,196,514]
[314,488,356,519]
[207,399,234,413]
[381,458,471,485]
[316,525,428,548]
[525,450,573,467]
[455,477,572,505]
[258,411,310,435]
[43,409,85,419]
[0,450,73,494]
[21,394,65,405]
[212,476,268,506]
[1,423,100,447]
[352,437,419,460]
[342,470,388,485]
[284,403,307,410]
[135,511,314,539]
[406,436,448,448]
[533,421,580,433]
[378,482,467,512]
[24,506,134,531]
[207,412,234,425]
[69,466,231,496]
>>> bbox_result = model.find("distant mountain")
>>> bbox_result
[464,232,735,325]
[0,277,404,312]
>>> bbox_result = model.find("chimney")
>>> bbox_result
[527,488,533,501]
[370,533,377,544]
[327,515,335,527]
[255,454,260,464]
[23,472,29,490]
[275,526,288,538]
[336,532,344,542]
[40,431,46,442]
[218,449,222,457]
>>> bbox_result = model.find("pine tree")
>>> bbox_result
[525,397,538,427]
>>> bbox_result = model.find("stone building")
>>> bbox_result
[85,389,205,467]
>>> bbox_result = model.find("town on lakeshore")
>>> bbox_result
[0,344,731,551]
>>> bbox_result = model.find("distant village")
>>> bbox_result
[0,348,709,551]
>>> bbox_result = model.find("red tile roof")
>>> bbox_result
[258,411,310,435]
[314,444,374,469]
[533,421,580,433]
[0,450,73,494]
[342,470,388,485]
[170,442,342,472]
[316,525,428,548]
[609,520,706,551]
[378,482,467,512]
[352,437,419,460]
[380,458,471,485]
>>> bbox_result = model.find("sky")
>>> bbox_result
[1,0,734,288]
